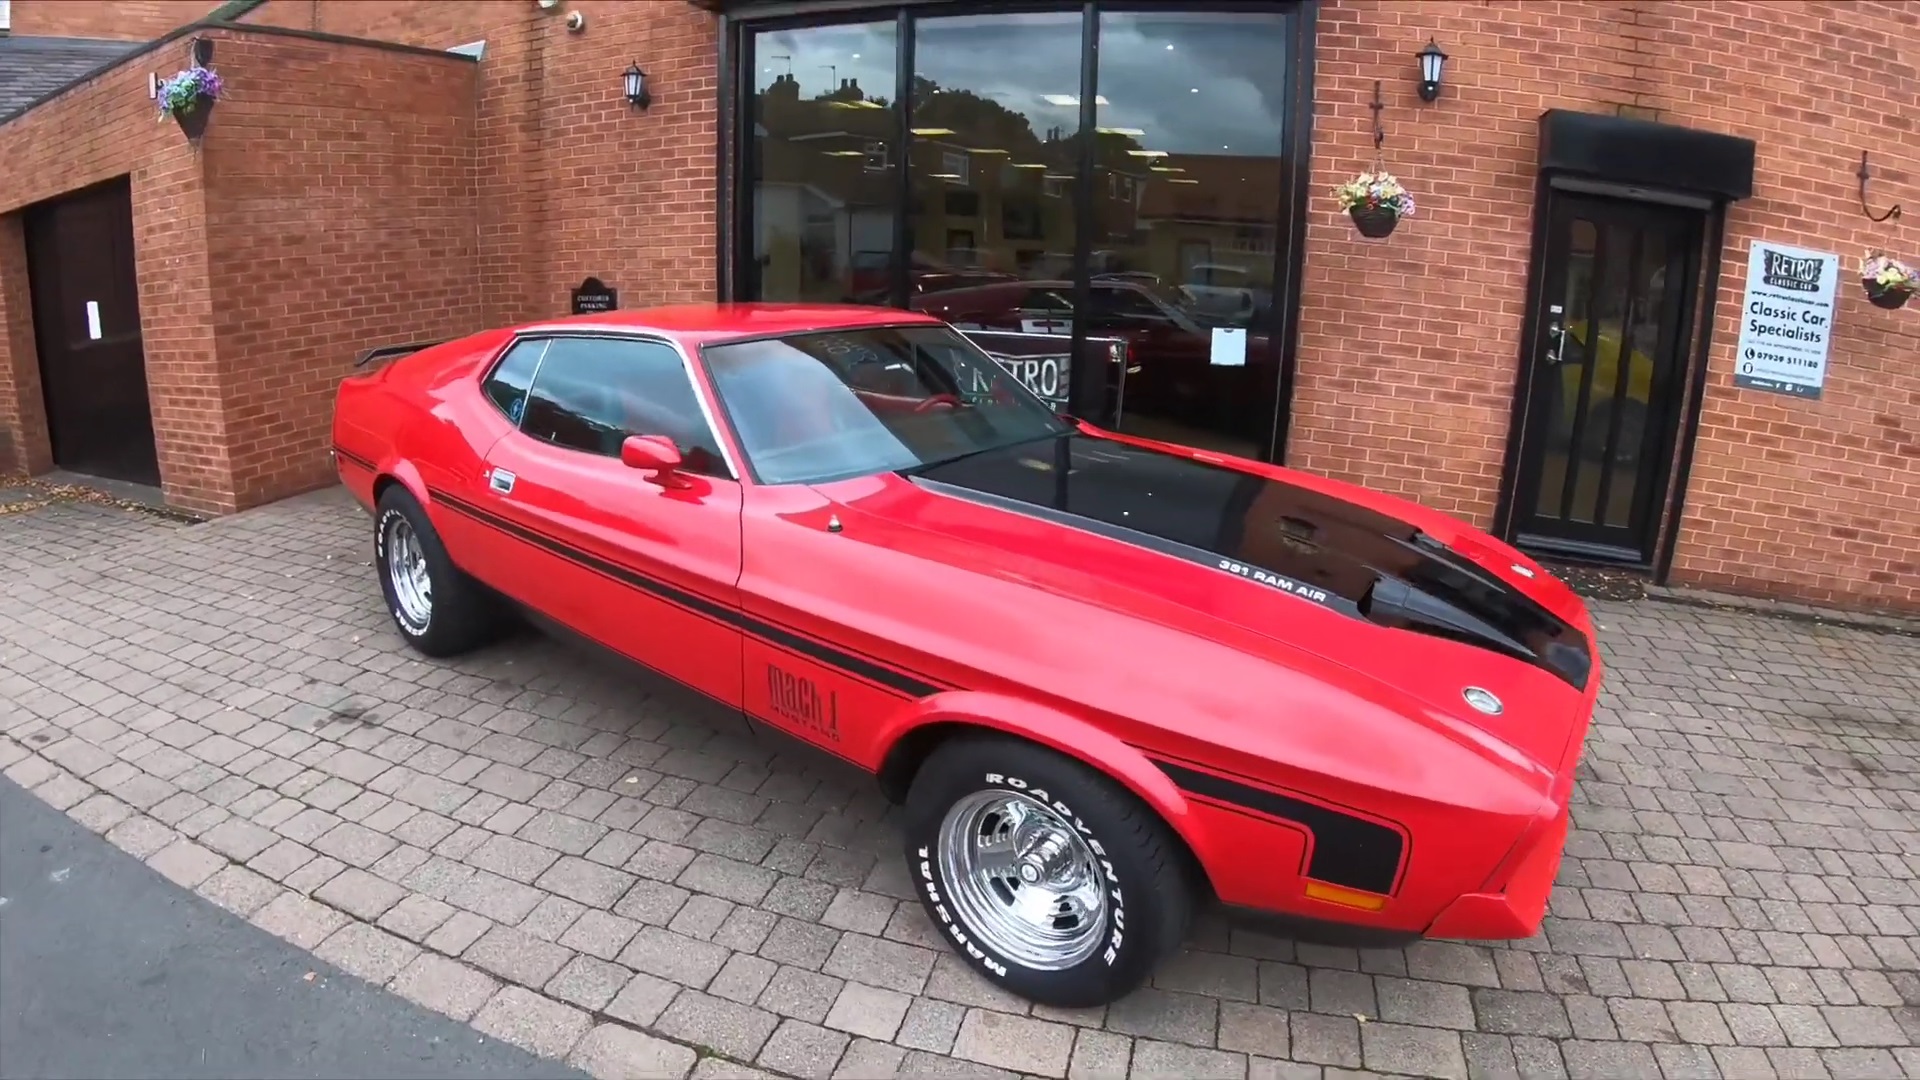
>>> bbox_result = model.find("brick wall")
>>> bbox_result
[238,0,720,329]
[0,216,50,476]
[199,32,480,509]
[0,36,229,508]
[9,0,223,39]
[0,26,478,513]
[5,1,1910,610]
[1296,0,1920,613]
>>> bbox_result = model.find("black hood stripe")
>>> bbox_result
[913,476,1353,615]
[906,433,1593,691]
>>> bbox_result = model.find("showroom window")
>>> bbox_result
[729,2,1310,463]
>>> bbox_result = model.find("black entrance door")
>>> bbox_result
[25,178,160,487]
[1506,191,1700,564]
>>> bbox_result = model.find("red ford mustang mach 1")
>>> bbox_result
[330,304,1601,1008]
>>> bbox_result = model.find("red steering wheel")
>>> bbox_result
[914,393,962,413]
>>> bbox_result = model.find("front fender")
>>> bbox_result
[866,690,1196,849]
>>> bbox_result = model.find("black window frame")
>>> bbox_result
[488,332,739,482]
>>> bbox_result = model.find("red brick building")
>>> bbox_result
[1,0,1914,614]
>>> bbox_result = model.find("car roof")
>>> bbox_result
[513,302,945,347]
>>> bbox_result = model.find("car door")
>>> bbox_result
[475,334,746,706]
[433,336,549,581]
[707,330,943,759]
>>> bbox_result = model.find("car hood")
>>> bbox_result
[828,430,1598,772]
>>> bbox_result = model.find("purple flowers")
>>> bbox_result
[156,65,223,121]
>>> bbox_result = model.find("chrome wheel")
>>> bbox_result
[383,514,433,631]
[938,790,1108,971]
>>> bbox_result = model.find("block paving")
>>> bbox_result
[1,487,1916,1079]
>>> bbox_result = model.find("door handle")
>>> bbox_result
[1540,303,1566,367]
[1541,322,1564,367]
[486,467,516,495]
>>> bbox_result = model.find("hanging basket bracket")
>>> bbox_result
[1859,151,1903,224]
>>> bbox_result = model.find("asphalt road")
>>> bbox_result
[0,776,586,1080]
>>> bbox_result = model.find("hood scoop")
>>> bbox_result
[1359,548,1593,692]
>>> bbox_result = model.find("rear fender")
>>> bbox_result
[867,690,1202,867]
[376,457,432,511]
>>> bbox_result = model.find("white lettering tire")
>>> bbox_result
[373,487,503,658]
[901,734,1195,1008]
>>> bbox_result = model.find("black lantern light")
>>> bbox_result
[623,62,651,110]
[1416,38,1448,103]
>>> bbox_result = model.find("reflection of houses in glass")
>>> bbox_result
[1129,154,1279,322]
[752,72,897,303]
[753,70,1171,304]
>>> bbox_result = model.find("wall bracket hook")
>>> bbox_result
[1858,151,1902,224]
[1369,79,1387,159]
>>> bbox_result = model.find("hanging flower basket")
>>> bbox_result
[1333,169,1415,239]
[1861,251,1916,310]
[156,65,223,140]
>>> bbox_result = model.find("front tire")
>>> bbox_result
[373,487,500,658]
[902,735,1195,1008]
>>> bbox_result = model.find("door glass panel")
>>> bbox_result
[1536,217,1620,522]
[902,12,1085,314]
[1536,220,1667,528]
[1514,194,1695,563]
[1092,9,1291,460]
[745,21,899,304]
[520,338,730,476]
[1586,228,1666,528]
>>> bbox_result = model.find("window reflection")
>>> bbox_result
[737,7,1300,463]
[1093,10,1290,459]
[904,13,1085,304]
[747,22,899,304]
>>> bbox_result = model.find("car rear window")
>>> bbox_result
[700,325,1068,486]
[482,338,548,424]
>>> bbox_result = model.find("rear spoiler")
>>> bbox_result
[353,339,448,369]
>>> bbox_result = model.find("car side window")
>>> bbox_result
[482,338,548,426]
[518,337,731,478]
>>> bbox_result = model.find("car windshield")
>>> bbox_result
[700,325,1070,485]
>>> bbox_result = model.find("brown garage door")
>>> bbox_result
[25,177,160,487]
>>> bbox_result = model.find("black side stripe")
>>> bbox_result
[1153,758,1405,895]
[334,445,375,472]
[426,487,947,700]
[365,464,1413,891]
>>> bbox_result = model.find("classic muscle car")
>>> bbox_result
[330,303,1601,1008]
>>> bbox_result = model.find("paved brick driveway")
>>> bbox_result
[1,486,1916,1079]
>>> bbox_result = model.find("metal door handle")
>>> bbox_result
[487,468,516,495]
[1542,322,1564,366]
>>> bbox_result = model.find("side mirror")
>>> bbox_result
[620,434,683,484]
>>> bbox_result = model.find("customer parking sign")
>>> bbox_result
[1732,241,1838,399]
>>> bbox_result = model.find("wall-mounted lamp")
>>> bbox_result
[1416,38,1448,103]
[623,62,651,110]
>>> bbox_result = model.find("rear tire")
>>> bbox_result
[902,734,1195,1008]
[373,486,501,658]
